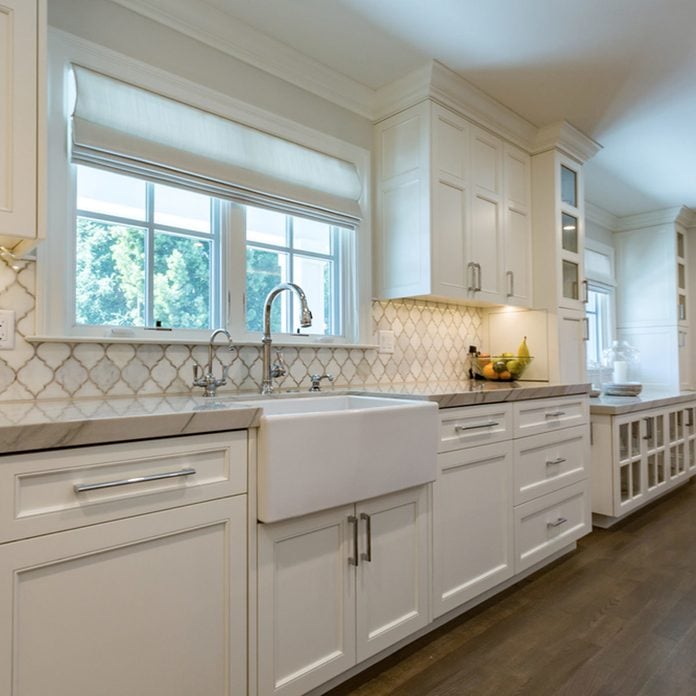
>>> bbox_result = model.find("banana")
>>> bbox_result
[518,336,530,366]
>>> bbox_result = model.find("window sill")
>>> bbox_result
[26,335,379,350]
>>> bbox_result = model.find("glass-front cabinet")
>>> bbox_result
[559,162,585,309]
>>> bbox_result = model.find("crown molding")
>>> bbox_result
[614,205,696,232]
[108,0,375,118]
[532,121,602,163]
[585,202,620,231]
[373,60,538,150]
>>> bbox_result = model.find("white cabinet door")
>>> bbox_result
[431,105,470,300]
[469,125,504,303]
[558,308,587,384]
[257,506,356,696]
[0,496,247,696]
[355,486,429,662]
[503,143,531,307]
[0,0,42,250]
[432,441,514,618]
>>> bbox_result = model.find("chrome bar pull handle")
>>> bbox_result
[582,317,590,341]
[360,512,372,562]
[582,279,589,303]
[506,270,514,297]
[474,263,482,291]
[467,262,476,291]
[547,517,568,528]
[546,457,567,466]
[74,468,196,493]
[348,515,359,566]
[545,411,566,419]
[455,421,500,432]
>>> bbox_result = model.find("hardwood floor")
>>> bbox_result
[327,482,696,696]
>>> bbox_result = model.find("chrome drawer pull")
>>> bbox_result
[454,421,500,432]
[547,517,568,528]
[545,411,566,418]
[74,468,196,493]
[546,457,567,466]
[360,512,372,562]
[348,515,359,566]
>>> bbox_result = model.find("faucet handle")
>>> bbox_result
[270,351,287,380]
[309,373,334,392]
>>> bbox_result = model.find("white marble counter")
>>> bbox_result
[0,381,590,454]
[357,380,591,408]
[0,395,262,454]
[590,388,696,416]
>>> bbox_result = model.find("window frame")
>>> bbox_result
[38,29,372,347]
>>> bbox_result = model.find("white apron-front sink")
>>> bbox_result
[243,395,438,523]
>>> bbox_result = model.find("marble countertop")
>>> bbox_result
[590,388,696,415]
[354,380,590,408]
[0,380,590,454]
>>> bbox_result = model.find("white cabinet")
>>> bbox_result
[432,440,514,618]
[0,0,44,253]
[257,486,429,696]
[0,432,248,696]
[432,395,591,618]
[375,100,531,307]
[591,400,696,526]
[531,150,589,382]
[614,211,692,389]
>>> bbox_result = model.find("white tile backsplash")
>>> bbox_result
[0,260,483,400]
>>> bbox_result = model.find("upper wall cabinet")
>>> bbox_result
[0,0,45,255]
[531,151,587,314]
[374,100,531,307]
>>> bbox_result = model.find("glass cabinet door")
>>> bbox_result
[561,165,577,207]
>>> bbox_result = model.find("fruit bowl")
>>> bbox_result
[472,355,534,382]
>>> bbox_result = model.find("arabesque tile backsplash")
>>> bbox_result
[0,260,483,401]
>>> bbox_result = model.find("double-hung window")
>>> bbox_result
[584,239,617,372]
[41,39,368,345]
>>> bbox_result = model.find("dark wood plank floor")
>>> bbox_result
[327,482,696,696]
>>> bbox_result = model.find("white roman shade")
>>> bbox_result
[70,65,363,223]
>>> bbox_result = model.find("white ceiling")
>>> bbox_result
[167,0,696,217]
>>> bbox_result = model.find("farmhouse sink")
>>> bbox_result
[243,395,438,523]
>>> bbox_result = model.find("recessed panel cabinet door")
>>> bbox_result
[469,126,504,302]
[0,497,247,696]
[257,506,356,696]
[432,441,514,618]
[355,486,429,662]
[0,0,41,247]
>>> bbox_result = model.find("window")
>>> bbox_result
[245,206,344,336]
[584,239,616,372]
[586,284,612,366]
[75,165,219,331]
[41,37,370,345]
[73,165,352,339]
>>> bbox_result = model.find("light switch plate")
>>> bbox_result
[0,309,16,350]
[378,329,395,354]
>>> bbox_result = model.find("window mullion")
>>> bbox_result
[145,182,155,327]
[286,214,294,332]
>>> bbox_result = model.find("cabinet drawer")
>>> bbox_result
[513,426,589,505]
[0,431,247,543]
[438,404,512,452]
[513,396,589,437]
[514,480,591,573]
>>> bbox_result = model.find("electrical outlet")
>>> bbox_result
[378,329,395,354]
[0,309,16,350]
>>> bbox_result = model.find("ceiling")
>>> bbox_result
[153,0,696,218]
